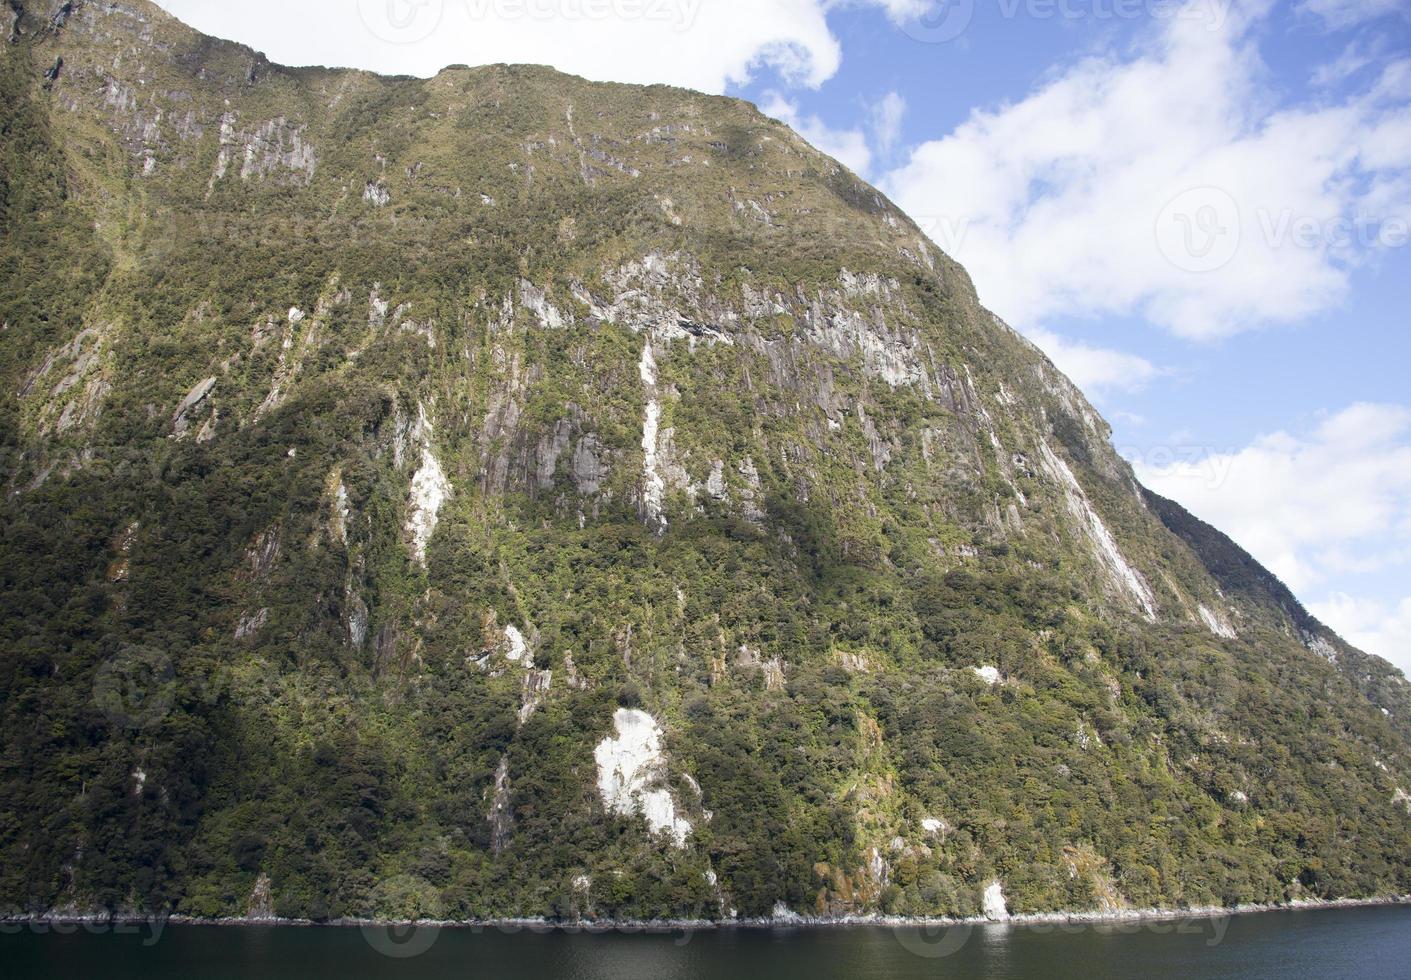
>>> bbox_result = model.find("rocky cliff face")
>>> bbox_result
[2,0,1409,922]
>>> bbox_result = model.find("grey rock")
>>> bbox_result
[572,434,607,496]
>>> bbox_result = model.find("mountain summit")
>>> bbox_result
[2,0,1408,921]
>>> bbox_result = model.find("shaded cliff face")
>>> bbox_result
[2,0,1409,922]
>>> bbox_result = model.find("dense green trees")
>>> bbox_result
[1,3,1409,924]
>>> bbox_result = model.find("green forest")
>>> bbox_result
[1,0,1409,924]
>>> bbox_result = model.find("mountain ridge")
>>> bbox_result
[2,0,1409,924]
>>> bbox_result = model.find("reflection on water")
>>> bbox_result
[2,905,1408,980]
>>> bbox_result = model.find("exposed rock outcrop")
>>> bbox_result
[594,709,693,846]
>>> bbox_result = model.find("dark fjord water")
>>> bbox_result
[3,906,1409,979]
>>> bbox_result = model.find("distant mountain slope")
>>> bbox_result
[1143,487,1411,738]
[1,0,1408,922]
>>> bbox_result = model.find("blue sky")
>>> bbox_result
[156,0,1411,670]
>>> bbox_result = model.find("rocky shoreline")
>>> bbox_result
[5,894,1408,934]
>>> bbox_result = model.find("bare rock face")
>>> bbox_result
[518,670,552,724]
[534,419,574,490]
[235,607,268,641]
[246,873,275,920]
[982,881,1009,921]
[487,756,513,856]
[405,442,451,566]
[594,709,693,847]
[2,0,1409,927]
[212,113,317,189]
[246,527,280,581]
[172,376,216,435]
[571,435,608,495]
[1038,440,1156,619]
[399,403,453,566]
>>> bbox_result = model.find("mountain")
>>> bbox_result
[2,0,1409,923]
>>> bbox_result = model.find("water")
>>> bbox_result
[3,906,1409,979]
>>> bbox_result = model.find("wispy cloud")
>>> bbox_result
[882,1,1411,339]
[1298,0,1409,30]
[1310,593,1411,675]
[870,91,907,157]
[761,92,873,174]
[156,0,908,93]
[1134,402,1411,609]
[1311,36,1384,87]
[1025,328,1160,396]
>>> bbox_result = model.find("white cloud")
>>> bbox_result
[1133,403,1411,598]
[1299,0,1408,29]
[828,0,934,19]
[881,1,1411,340]
[153,0,911,94]
[1025,327,1159,395]
[761,89,903,178]
[1310,36,1383,88]
[1310,593,1411,675]
[761,92,873,174]
[870,91,907,156]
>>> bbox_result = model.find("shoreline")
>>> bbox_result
[5,893,1408,933]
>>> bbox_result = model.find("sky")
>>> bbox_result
[153,0,1411,673]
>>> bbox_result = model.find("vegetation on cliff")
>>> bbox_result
[1,0,1408,923]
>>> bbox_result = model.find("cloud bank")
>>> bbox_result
[1135,403,1411,672]
[156,0,914,94]
[882,0,1411,341]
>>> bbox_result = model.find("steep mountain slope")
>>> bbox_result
[1,0,1409,922]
